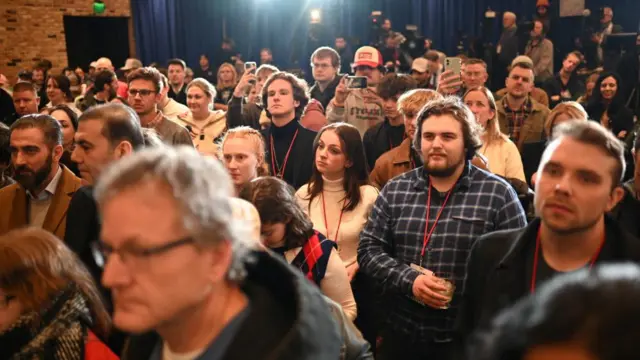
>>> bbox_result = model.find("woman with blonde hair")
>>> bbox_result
[464,86,525,182]
[175,78,226,156]
[529,101,589,186]
[0,227,117,359]
[544,101,589,137]
[220,126,269,195]
[214,63,238,112]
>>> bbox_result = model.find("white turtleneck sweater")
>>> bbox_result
[295,177,379,267]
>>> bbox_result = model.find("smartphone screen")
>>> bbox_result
[444,57,462,75]
[347,76,368,89]
[244,62,257,72]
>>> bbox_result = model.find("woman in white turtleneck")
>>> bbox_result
[295,122,378,344]
[295,122,378,280]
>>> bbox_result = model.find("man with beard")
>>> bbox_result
[127,67,192,146]
[496,61,549,150]
[0,114,82,238]
[457,120,640,349]
[77,70,119,112]
[358,96,526,360]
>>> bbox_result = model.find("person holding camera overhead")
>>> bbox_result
[326,46,387,137]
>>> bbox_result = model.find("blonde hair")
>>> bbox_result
[220,126,269,176]
[397,89,443,117]
[544,101,589,137]
[217,63,238,90]
[186,78,217,105]
[463,86,503,143]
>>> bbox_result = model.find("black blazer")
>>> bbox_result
[262,121,316,190]
[456,216,640,345]
[64,186,102,281]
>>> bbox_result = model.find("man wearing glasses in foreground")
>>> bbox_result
[95,146,344,359]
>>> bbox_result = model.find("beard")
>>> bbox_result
[424,153,465,178]
[14,154,53,192]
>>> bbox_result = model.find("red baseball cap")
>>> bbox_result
[353,46,383,68]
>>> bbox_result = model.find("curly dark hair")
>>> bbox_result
[261,72,309,119]
[377,73,417,101]
[239,176,314,249]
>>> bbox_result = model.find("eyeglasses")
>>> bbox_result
[98,236,196,268]
[128,89,156,97]
[0,295,16,308]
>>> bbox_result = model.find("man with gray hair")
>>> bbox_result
[96,146,342,359]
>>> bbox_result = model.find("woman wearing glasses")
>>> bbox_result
[0,228,117,359]
[220,126,269,196]
[295,122,379,346]
[240,176,357,321]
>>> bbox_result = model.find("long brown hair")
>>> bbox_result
[239,176,313,249]
[0,228,111,338]
[303,123,370,212]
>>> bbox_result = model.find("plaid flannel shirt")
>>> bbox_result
[502,96,533,143]
[357,163,526,343]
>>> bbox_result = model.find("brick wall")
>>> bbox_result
[0,0,133,82]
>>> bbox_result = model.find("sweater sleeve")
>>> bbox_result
[322,247,358,321]
[226,96,261,130]
[326,100,346,124]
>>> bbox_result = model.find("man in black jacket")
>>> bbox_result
[457,120,640,350]
[309,46,342,110]
[96,146,345,360]
[260,71,316,189]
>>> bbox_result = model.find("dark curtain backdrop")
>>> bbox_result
[132,0,639,76]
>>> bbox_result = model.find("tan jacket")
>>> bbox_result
[175,110,226,156]
[495,87,550,108]
[370,138,414,189]
[0,166,83,239]
[370,138,489,189]
[496,96,550,150]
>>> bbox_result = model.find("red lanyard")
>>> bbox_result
[530,227,605,293]
[270,129,299,178]
[321,192,345,242]
[419,183,453,266]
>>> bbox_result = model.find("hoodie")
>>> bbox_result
[326,89,384,137]
[121,250,343,360]
[175,110,226,156]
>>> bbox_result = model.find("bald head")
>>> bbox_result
[503,12,517,28]
[96,57,114,72]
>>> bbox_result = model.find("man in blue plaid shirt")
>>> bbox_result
[358,97,526,359]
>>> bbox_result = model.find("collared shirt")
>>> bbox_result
[502,96,533,143]
[28,166,62,227]
[358,164,526,343]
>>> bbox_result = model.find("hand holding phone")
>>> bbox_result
[444,57,462,75]
[347,76,368,89]
[244,62,257,85]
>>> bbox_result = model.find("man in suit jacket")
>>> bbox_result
[65,103,146,274]
[0,114,82,238]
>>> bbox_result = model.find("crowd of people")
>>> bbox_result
[1,3,640,360]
